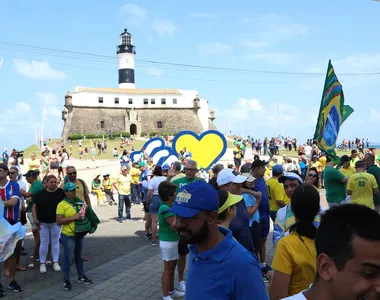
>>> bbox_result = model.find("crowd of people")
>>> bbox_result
[3,136,380,299]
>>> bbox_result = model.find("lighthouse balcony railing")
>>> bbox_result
[117,45,136,54]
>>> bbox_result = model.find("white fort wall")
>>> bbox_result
[71,89,200,109]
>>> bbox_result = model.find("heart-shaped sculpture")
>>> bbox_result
[172,130,227,171]
[130,137,178,166]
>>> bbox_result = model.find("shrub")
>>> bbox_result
[140,132,146,137]
[68,134,84,140]
[113,131,130,138]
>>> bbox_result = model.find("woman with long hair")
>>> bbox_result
[305,167,319,190]
[269,184,320,299]
[147,166,167,246]
[157,181,185,300]
[49,149,60,177]
[33,175,65,273]
[40,151,49,178]
[61,149,70,177]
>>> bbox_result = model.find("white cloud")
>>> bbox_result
[145,67,163,77]
[237,98,264,112]
[36,92,59,105]
[370,109,380,121]
[241,40,268,48]
[197,42,232,55]
[13,59,66,80]
[241,13,308,48]
[120,3,147,24]
[259,13,308,41]
[189,12,220,19]
[246,52,297,65]
[215,98,320,137]
[152,20,177,37]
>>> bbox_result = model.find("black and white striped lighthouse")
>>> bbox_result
[117,28,136,89]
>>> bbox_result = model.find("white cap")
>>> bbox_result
[217,168,247,186]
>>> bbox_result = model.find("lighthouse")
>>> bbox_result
[117,28,136,89]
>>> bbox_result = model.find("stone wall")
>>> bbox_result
[62,106,206,138]
[208,119,217,131]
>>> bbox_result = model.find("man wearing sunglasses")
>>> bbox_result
[273,172,324,248]
[60,166,91,207]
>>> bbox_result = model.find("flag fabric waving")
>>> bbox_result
[313,60,354,161]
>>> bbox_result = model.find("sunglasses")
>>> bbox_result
[185,168,197,172]
[308,174,317,178]
[9,172,17,175]
[68,172,77,175]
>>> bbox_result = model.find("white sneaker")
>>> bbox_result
[53,263,61,272]
[40,264,47,274]
[177,281,186,292]
[169,290,185,298]
[163,296,173,300]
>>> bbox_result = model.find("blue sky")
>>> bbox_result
[1,0,380,152]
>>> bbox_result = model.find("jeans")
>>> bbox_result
[118,194,131,219]
[40,222,61,263]
[131,184,140,204]
[61,233,84,281]
[104,189,115,202]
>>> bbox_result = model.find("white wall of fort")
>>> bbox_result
[70,89,203,109]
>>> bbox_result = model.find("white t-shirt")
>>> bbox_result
[304,146,312,156]
[282,291,307,299]
[148,176,166,195]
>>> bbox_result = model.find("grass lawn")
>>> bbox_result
[23,136,236,160]
[23,138,146,160]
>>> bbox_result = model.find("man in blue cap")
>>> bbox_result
[162,181,268,299]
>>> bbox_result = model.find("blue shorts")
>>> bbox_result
[149,195,162,215]
[259,217,270,238]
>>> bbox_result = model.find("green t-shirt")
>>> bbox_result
[171,177,206,192]
[367,165,380,205]
[158,203,180,242]
[27,180,44,213]
[324,166,346,203]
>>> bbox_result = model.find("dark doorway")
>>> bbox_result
[130,123,137,135]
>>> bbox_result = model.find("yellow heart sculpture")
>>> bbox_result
[172,130,227,171]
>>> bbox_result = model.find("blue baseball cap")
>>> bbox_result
[64,182,77,191]
[162,181,219,218]
[162,163,169,171]
[272,165,284,175]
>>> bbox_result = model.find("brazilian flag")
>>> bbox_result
[313,60,354,161]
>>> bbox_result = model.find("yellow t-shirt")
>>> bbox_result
[347,172,378,209]
[114,173,132,195]
[266,177,287,212]
[29,159,40,170]
[59,179,89,203]
[130,168,141,184]
[272,233,317,296]
[339,166,356,178]
[233,147,242,159]
[319,156,327,170]
[311,161,323,172]
[56,200,76,237]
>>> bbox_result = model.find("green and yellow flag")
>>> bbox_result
[313,60,354,161]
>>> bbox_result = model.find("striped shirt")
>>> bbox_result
[0,180,20,222]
